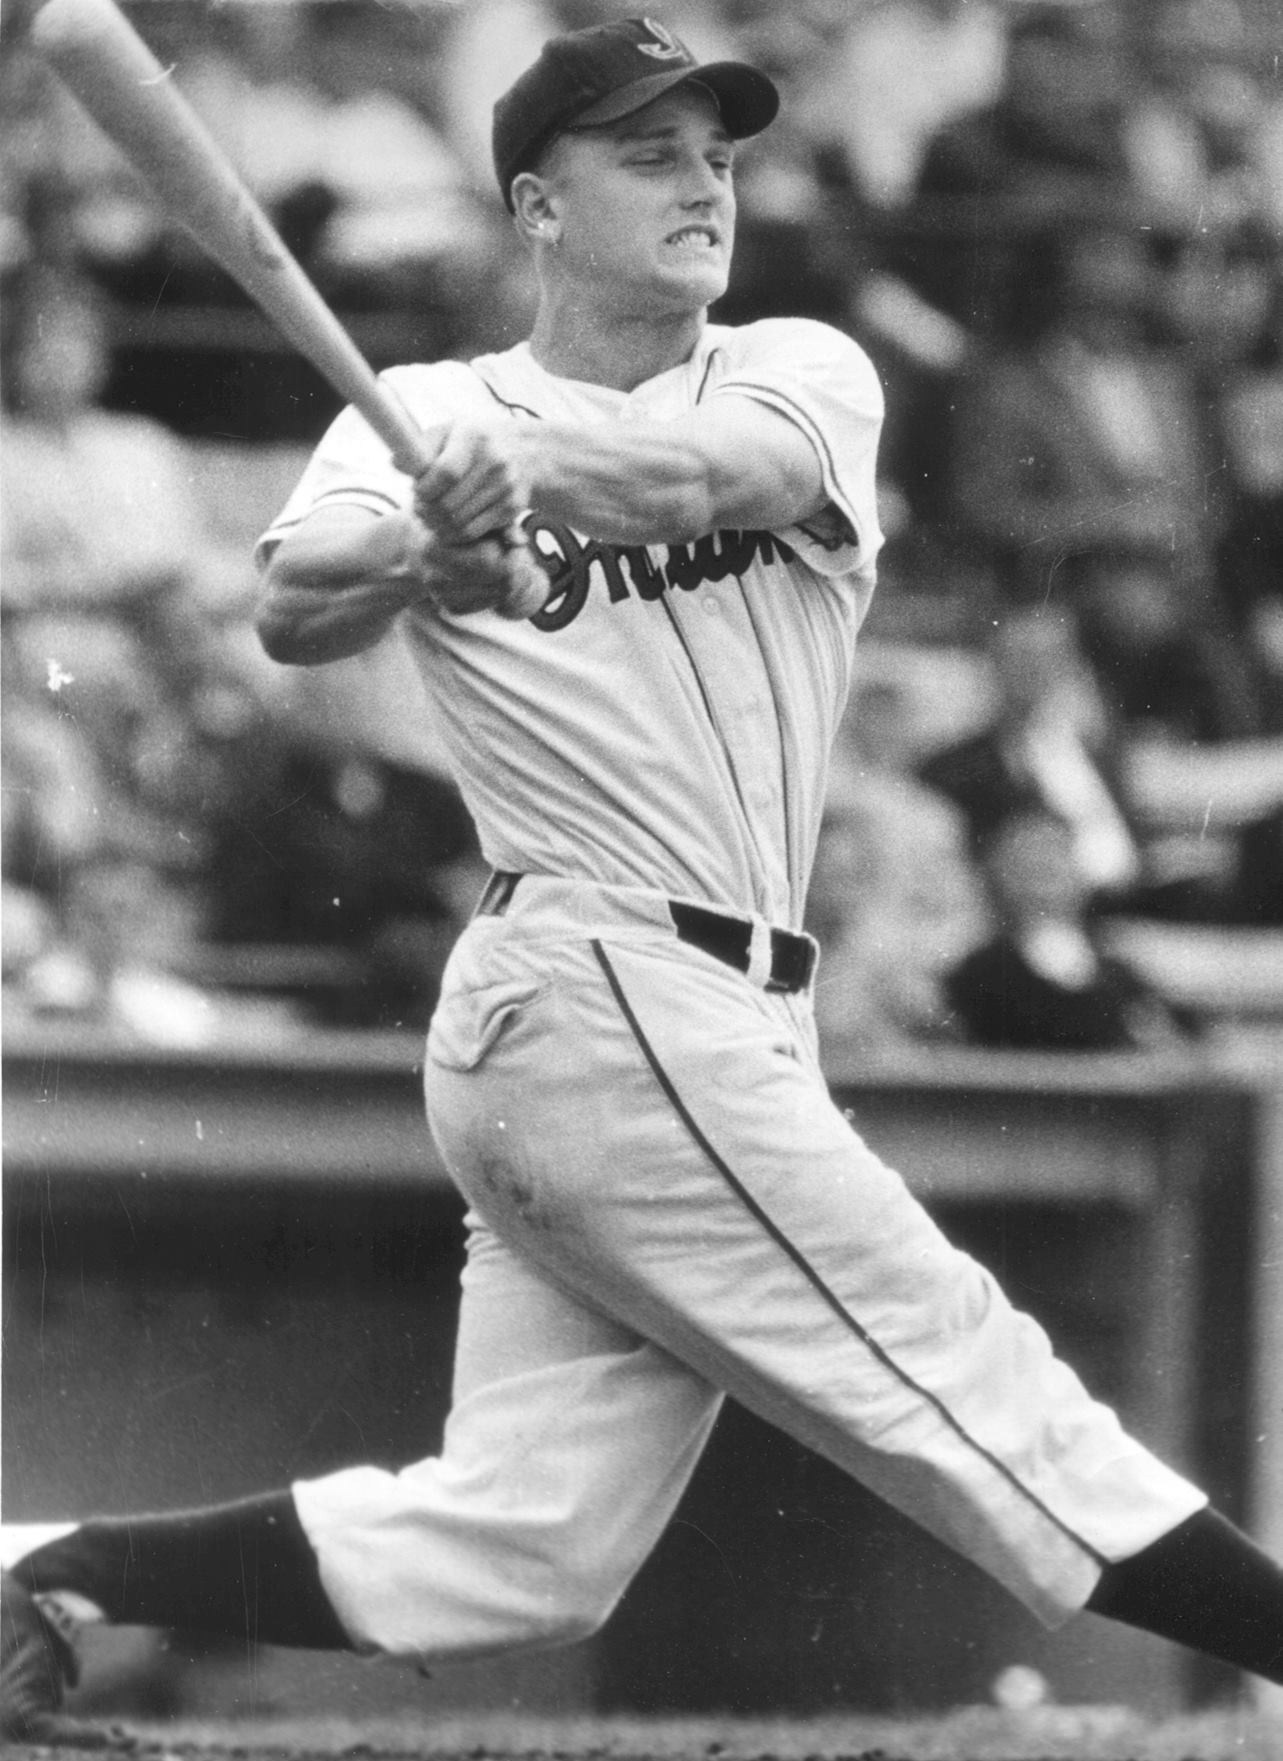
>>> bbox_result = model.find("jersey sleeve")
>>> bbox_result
[706,319,885,579]
[253,363,470,568]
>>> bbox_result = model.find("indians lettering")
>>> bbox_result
[526,519,795,632]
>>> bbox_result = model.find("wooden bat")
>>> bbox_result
[27,0,545,619]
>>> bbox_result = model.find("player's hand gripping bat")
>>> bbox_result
[26,0,547,621]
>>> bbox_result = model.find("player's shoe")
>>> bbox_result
[0,1568,79,1740]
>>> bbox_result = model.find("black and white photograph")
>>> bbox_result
[2,3,1282,1758]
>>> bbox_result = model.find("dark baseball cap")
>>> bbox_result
[492,16,779,211]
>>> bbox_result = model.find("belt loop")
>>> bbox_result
[746,918,774,988]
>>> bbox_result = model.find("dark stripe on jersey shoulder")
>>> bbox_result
[694,348,724,405]
[471,371,544,422]
[262,487,402,551]
[589,937,1110,1574]
[714,379,846,515]
[311,486,404,513]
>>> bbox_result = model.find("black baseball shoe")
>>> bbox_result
[0,1568,79,1740]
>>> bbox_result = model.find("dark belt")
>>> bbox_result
[475,873,816,995]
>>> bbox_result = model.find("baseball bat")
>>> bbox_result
[27,0,545,619]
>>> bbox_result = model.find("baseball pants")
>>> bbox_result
[293,878,1205,1660]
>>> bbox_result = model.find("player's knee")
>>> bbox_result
[520,1553,626,1647]
[553,1584,620,1645]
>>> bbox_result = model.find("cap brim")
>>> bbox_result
[569,61,779,139]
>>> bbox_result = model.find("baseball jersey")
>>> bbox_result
[258,318,884,929]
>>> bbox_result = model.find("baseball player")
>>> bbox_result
[4,15,1282,1739]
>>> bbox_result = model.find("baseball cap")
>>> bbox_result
[492,16,779,211]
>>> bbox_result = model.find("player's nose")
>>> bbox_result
[677,153,726,205]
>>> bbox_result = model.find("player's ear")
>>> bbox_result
[511,173,561,249]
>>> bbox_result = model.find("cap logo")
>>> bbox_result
[636,19,686,61]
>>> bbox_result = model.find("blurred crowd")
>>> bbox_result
[2,0,1282,1053]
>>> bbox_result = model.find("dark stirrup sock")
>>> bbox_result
[12,1490,352,1650]
[1087,1507,1283,1683]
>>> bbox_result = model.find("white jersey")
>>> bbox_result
[258,318,884,929]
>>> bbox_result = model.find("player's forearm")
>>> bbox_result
[256,510,424,665]
[415,400,825,552]
[521,420,717,544]
[519,406,822,546]
[256,577,419,665]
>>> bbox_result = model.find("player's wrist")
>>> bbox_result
[378,512,467,617]
[412,527,549,621]
[497,541,551,621]
[381,510,435,586]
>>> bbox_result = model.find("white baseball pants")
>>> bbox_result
[293,879,1205,1661]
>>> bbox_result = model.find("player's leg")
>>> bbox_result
[1,1488,346,1737]
[3,1483,349,1738]
[1085,1506,1283,1679]
[424,923,1283,1684]
[289,1212,721,1657]
[3,1496,347,1652]
[2,1215,720,1733]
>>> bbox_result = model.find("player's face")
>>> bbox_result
[542,87,736,316]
